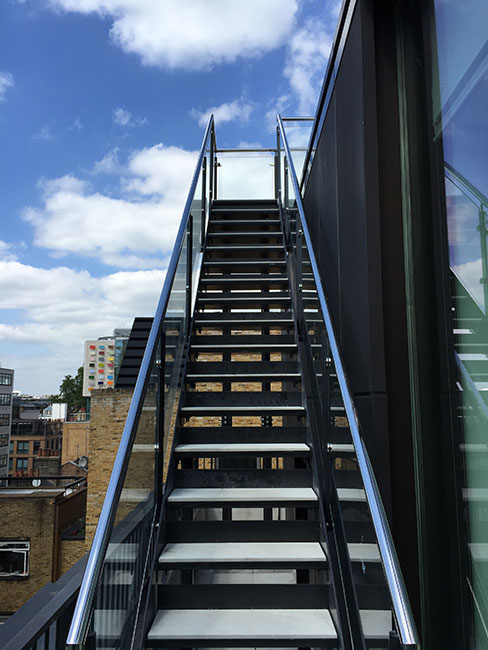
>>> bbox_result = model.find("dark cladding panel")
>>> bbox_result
[304,101,340,317]
[303,2,386,398]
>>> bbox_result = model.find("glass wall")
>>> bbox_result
[429,1,488,646]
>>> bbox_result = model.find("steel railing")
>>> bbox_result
[277,113,420,649]
[66,115,215,649]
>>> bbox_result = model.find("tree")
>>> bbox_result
[51,366,85,410]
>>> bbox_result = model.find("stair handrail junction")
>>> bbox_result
[66,115,215,649]
[277,113,420,649]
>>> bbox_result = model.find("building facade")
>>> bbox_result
[9,397,62,476]
[300,0,487,647]
[0,368,14,479]
[82,331,129,398]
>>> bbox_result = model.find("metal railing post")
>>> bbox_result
[155,332,165,511]
[201,157,207,250]
[274,126,281,200]
[186,214,193,337]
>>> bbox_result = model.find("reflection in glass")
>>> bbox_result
[431,0,488,645]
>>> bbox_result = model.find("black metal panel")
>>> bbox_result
[157,584,330,609]
[166,520,321,543]
[174,468,312,488]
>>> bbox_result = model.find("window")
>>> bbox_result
[0,541,30,578]
[0,414,10,426]
[60,517,86,541]
[0,394,11,406]
[33,440,40,454]
[17,441,29,454]
[8,458,12,472]
[9,441,13,454]
[16,458,28,470]
[0,434,8,447]
[0,374,12,386]
[0,455,6,468]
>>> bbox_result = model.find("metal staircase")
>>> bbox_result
[65,116,419,650]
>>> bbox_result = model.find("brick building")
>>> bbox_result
[0,368,14,478]
[0,484,86,614]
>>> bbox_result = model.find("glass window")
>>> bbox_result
[16,458,28,470]
[17,441,29,454]
[0,414,10,426]
[0,541,30,577]
[0,455,7,468]
[33,441,40,454]
[429,0,488,644]
[0,374,12,386]
[0,434,8,447]
[0,393,11,406]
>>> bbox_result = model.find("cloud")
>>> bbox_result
[0,71,14,102]
[0,240,18,262]
[0,258,164,394]
[47,0,298,70]
[283,17,333,115]
[33,124,55,141]
[191,99,253,128]
[91,148,122,175]
[22,144,199,268]
[113,106,146,127]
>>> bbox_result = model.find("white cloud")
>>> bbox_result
[191,99,253,128]
[22,144,198,269]
[47,0,298,70]
[0,240,18,262]
[113,106,146,127]
[284,17,332,115]
[33,124,55,141]
[0,258,164,394]
[0,71,14,102]
[113,107,131,126]
[91,148,122,175]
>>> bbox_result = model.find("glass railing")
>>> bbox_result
[277,114,420,649]
[66,116,215,650]
[215,149,276,199]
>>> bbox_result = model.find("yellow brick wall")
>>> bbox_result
[61,421,89,465]
[59,540,86,575]
[85,388,133,548]
[0,496,56,613]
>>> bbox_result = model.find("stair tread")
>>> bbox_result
[180,405,305,413]
[159,542,326,564]
[174,443,310,454]
[338,487,367,502]
[168,487,318,503]
[147,608,337,642]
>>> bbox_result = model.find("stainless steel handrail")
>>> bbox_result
[277,114,420,648]
[66,115,214,648]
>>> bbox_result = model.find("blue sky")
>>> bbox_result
[0,0,339,395]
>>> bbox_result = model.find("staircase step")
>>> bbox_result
[174,442,310,456]
[194,313,293,328]
[338,487,367,502]
[159,542,326,568]
[180,405,305,416]
[200,276,289,290]
[196,294,291,309]
[166,520,320,543]
[209,219,281,230]
[167,487,318,507]
[178,426,307,444]
[147,608,337,646]
[183,392,302,408]
[174,469,312,488]
[192,334,294,345]
[204,260,287,272]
